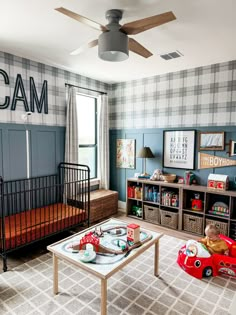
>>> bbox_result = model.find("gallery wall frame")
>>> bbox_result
[198,131,225,151]
[116,139,136,169]
[229,140,236,156]
[163,130,196,170]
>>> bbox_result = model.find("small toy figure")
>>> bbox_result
[150,169,162,181]
[94,226,104,237]
[127,223,140,243]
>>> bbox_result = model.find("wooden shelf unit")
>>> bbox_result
[126,178,236,239]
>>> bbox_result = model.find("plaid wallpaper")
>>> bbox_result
[0,51,235,129]
[109,60,236,129]
[0,52,108,126]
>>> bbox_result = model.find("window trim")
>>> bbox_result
[77,94,98,179]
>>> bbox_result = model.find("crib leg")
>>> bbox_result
[3,255,7,272]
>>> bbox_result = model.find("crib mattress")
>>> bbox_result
[0,203,86,250]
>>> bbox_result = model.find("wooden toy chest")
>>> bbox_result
[90,189,118,223]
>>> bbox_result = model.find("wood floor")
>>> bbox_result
[0,210,198,273]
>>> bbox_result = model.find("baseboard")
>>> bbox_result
[118,201,126,212]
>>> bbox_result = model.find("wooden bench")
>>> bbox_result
[89,189,118,223]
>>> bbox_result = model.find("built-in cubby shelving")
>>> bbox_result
[126,178,236,239]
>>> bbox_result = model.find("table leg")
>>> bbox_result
[53,254,59,295]
[101,278,107,315]
[154,240,160,276]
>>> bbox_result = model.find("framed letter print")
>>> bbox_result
[198,131,224,151]
[163,130,196,170]
[116,139,136,169]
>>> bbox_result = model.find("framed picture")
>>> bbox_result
[198,131,225,151]
[116,139,136,169]
[163,130,196,170]
[230,140,236,156]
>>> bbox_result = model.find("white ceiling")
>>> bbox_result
[0,0,235,84]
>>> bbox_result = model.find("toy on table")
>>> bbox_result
[69,224,152,260]
[78,249,96,262]
[127,223,140,243]
[94,226,104,237]
[177,235,236,279]
[79,231,100,252]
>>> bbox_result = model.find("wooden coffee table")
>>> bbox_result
[47,218,163,315]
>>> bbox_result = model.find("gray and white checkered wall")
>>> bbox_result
[0,52,108,126]
[0,51,235,129]
[109,60,236,129]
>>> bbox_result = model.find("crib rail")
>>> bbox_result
[0,163,90,271]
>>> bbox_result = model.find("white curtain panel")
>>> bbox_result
[98,94,109,189]
[64,86,78,164]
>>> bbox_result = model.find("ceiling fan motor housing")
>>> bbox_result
[98,30,128,62]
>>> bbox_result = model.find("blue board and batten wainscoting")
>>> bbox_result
[0,123,65,180]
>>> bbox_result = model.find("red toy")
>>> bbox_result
[79,232,100,252]
[177,235,236,279]
[127,223,140,243]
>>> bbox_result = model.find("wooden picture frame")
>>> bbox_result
[198,131,225,151]
[116,139,136,169]
[163,130,196,170]
[230,140,236,156]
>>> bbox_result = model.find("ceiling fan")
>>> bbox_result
[55,7,176,62]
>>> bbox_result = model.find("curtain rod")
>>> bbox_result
[65,83,107,95]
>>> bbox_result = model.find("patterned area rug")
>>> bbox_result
[0,235,236,315]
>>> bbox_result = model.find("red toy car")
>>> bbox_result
[177,235,236,279]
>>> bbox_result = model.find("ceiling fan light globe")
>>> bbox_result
[98,31,128,62]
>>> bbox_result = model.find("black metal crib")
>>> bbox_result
[0,162,90,271]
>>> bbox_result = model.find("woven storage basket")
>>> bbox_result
[144,205,160,224]
[160,210,178,229]
[205,219,228,235]
[183,214,203,235]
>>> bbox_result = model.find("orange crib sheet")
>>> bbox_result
[0,203,86,250]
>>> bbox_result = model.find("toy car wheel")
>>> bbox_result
[203,267,213,277]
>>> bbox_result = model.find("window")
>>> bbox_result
[76,94,97,178]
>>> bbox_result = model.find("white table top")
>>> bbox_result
[47,218,163,279]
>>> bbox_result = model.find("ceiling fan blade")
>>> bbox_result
[70,39,98,55]
[55,7,107,32]
[121,11,176,35]
[129,38,153,58]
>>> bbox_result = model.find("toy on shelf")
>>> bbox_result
[191,193,203,211]
[185,171,196,185]
[161,190,179,207]
[207,174,229,191]
[150,169,162,181]
[208,202,229,217]
[128,185,142,199]
[177,235,236,279]
[131,205,142,217]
